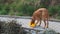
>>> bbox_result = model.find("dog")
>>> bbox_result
[30,8,49,28]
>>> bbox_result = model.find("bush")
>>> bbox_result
[0,20,27,34]
[48,5,60,18]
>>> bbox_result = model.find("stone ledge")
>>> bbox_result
[0,15,60,22]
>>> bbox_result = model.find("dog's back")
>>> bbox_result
[32,8,49,20]
[30,8,49,28]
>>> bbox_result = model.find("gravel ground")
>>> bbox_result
[0,17,60,34]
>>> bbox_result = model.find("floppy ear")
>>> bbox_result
[30,17,35,24]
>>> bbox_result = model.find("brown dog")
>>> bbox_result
[30,8,49,28]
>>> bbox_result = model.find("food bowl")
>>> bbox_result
[29,22,36,28]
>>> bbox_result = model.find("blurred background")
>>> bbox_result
[0,0,60,19]
[0,0,60,34]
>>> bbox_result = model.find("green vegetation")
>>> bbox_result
[48,5,60,18]
[0,0,60,19]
